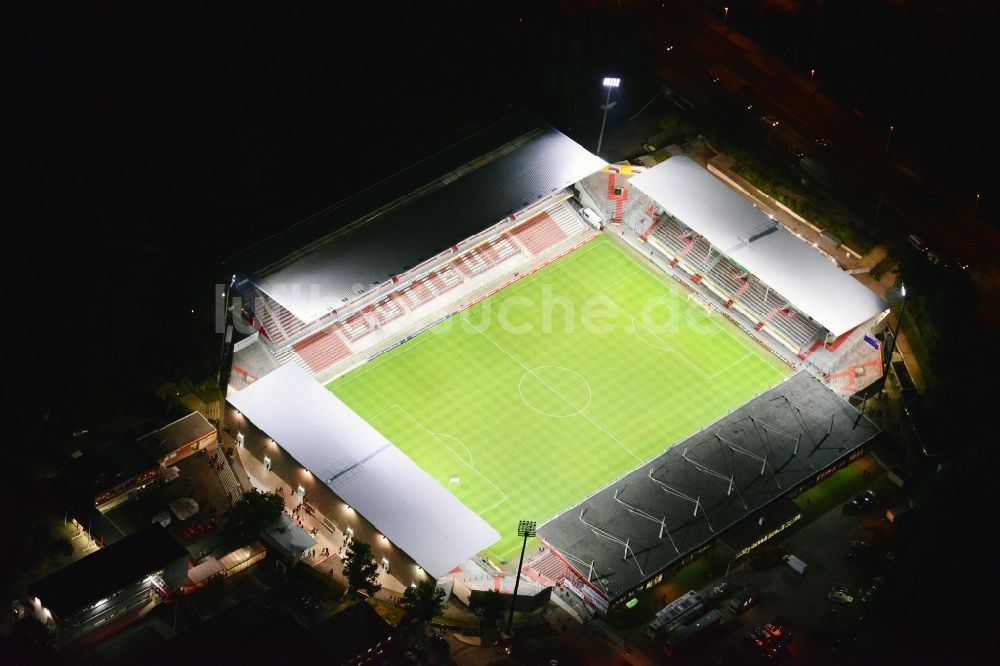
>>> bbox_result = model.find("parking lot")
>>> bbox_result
[614,454,906,663]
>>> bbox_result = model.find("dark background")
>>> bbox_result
[12,0,993,426]
[7,2,997,659]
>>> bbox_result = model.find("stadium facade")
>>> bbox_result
[222,115,886,610]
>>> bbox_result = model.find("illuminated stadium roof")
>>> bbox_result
[229,114,606,324]
[629,157,887,336]
[226,364,500,578]
[537,371,880,603]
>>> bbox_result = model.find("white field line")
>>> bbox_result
[391,404,509,503]
[708,352,754,380]
[475,327,642,464]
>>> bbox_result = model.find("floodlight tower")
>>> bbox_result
[506,520,536,634]
[596,77,620,156]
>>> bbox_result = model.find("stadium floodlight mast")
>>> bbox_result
[506,520,536,634]
[596,77,621,156]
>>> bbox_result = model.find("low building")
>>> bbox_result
[719,497,803,559]
[136,412,217,466]
[262,513,316,562]
[308,601,396,664]
[27,524,189,645]
[56,412,217,514]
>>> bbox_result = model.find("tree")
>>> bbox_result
[341,539,381,598]
[223,488,284,543]
[400,578,447,626]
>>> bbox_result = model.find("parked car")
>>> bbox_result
[907,234,928,252]
[814,137,834,148]
[828,590,854,604]
[787,145,806,159]
[848,489,877,512]
[926,250,947,268]
[709,581,731,600]
[729,588,759,614]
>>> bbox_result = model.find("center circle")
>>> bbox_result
[518,366,592,418]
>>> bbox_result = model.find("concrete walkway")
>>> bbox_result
[234,445,407,595]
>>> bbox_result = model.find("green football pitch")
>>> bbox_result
[327,236,790,561]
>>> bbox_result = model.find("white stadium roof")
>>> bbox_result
[227,364,499,578]
[629,156,887,336]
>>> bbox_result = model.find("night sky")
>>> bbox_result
[12,0,993,427]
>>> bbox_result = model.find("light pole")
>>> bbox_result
[766,118,779,146]
[723,6,729,29]
[808,68,815,93]
[884,124,895,154]
[883,284,907,379]
[596,77,620,156]
[505,520,536,634]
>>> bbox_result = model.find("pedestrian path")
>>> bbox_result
[235,446,406,594]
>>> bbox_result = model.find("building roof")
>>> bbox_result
[263,513,316,558]
[537,371,879,602]
[68,437,156,497]
[628,157,887,336]
[136,412,216,462]
[29,524,188,617]
[308,601,394,662]
[717,495,802,553]
[227,364,500,578]
[229,113,606,324]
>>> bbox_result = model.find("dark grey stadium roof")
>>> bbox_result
[136,412,216,462]
[29,524,188,617]
[227,113,605,324]
[537,371,879,602]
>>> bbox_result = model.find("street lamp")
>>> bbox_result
[505,520,536,634]
[883,284,908,379]
[723,6,729,29]
[766,117,779,146]
[808,68,815,93]
[884,125,895,154]
[596,77,620,156]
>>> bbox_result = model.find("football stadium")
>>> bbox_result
[223,114,886,614]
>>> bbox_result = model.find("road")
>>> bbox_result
[641,0,999,282]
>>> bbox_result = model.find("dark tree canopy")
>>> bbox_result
[400,578,447,626]
[341,539,381,598]
[223,488,285,543]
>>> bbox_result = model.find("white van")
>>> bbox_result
[578,207,604,230]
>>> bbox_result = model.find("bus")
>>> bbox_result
[665,609,723,654]
[646,591,704,638]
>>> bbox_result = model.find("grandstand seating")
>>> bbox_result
[527,551,573,586]
[366,294,404,326]
[398,276,435,310]
[511,213,568,256]
[454,234,520,277]
[547,201,588,237]
[339,312,372,341]
[248,287,311,346]
[649,213,824,351]
[291,326,353,374]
